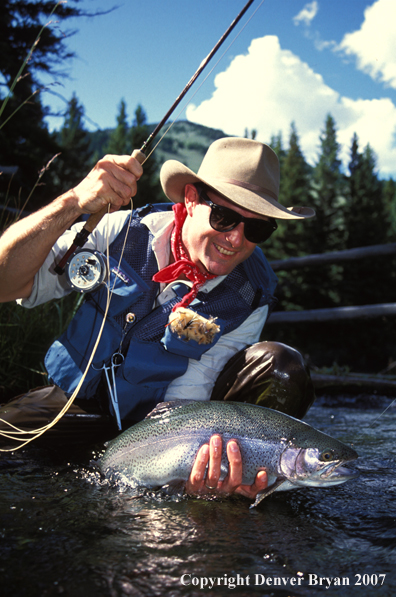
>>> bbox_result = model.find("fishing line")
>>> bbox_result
[0,202,133,451]
[351,396,396,446]
[144,0,267,163]
[0,287,111,450]
[1,0,266,449]
[368,398,396,426]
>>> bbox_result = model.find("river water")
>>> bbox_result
[1,395,395,597]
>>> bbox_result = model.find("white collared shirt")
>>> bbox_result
[20,209,268,401]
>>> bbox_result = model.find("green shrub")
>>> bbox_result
[0,293,81,403]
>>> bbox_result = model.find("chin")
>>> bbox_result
[206,262,234,276]
[199,250,239,276]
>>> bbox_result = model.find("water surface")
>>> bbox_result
[1,396,395,596]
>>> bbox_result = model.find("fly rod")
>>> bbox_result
[55,0,255,275]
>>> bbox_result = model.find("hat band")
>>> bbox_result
[212,177,278,201]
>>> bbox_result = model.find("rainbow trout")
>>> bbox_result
[99,401,358,507]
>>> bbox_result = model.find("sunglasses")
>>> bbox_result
[197,186,277,244]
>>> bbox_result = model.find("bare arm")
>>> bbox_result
[0,155,143,303]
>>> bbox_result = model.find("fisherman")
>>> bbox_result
[0,137,315,501]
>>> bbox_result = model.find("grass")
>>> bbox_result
[0,293,81,403]
[0,171,80,405]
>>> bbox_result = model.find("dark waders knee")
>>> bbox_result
[0,385,113,449]
[210,341,315,419]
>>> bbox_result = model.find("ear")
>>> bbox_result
[184,183,200,217]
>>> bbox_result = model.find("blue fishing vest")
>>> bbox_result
[45,204,278,422]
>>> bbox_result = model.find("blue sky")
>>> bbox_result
[42,0,396,178]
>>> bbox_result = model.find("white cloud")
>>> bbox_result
[338,0,396,90]
[186,35,396,177]
[293,1,318,27]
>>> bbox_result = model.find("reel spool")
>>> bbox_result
[65,249,107,293]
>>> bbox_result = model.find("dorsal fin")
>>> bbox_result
[144,400,198,420]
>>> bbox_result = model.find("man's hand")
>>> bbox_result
[185,434,268,501]
[71,154,143,216]
[0,154,144,303]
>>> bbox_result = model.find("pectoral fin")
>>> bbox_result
[250,477,286,508]
[162,479,186,496]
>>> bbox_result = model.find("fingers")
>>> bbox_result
[185,443,209,494]
[219,440,243,492]
[71,154,144,215]
[102,154,143,195]
[185,435,223,495]
[185,435,268,504]
[95,154,143,208]
[235,470,268,500]
[220,439,268,499]
[185,435,244,495]
[206,435,222,489]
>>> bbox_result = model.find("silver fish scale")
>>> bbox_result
[100,401,357,488]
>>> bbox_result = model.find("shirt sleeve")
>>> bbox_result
[164,304,269,402]
[18,211,131,308]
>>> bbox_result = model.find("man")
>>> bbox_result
[0,137,315,501]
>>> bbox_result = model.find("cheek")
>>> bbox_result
[243,241,257,259]
[193,210,213,242]
[183,211,212,254]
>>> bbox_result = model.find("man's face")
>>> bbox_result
[182,184,269,277]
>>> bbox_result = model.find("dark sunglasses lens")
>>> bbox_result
[209,204,240,231]
[244,219,276,243]
[204,193,277,243]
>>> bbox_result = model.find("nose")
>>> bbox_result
[224,222,245,247]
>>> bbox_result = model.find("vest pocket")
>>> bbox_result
[160,315,225,360]
[45,300,121,395]
[90,255,151,316]
[119,340,188,387]
[45,256,152,397]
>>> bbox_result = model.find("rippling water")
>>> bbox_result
[1,396,395,597]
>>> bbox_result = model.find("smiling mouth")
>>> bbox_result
[214,243,235,256]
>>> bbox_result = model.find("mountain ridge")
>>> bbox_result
[88,120,229,175]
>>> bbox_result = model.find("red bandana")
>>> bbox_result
[152,203,217,311]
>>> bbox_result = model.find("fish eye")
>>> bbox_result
[320,449,335,462]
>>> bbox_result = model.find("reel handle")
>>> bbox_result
[84,148,146,233]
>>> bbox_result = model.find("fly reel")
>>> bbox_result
[65,249,107,293]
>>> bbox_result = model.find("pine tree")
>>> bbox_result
[281,123,312,255]
[265,124,311,259]
[294,115,347,310]
[106,99,130,155]
[308,114,346,255]
[270,132,287,183]
[0,1,89,210]
[264,124,314,313]
[54,93,92,194]
[346,137,384,248]
[129,104,163,208]
[268,132,287,252]
[244,128,257,139]
[383,177,396,239]
[342,135,391,306]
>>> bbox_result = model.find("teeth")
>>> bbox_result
[215,244,234,256]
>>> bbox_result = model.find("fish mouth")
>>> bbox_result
[320,461,359,483]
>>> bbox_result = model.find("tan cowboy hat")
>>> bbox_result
[160,137,315,219]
